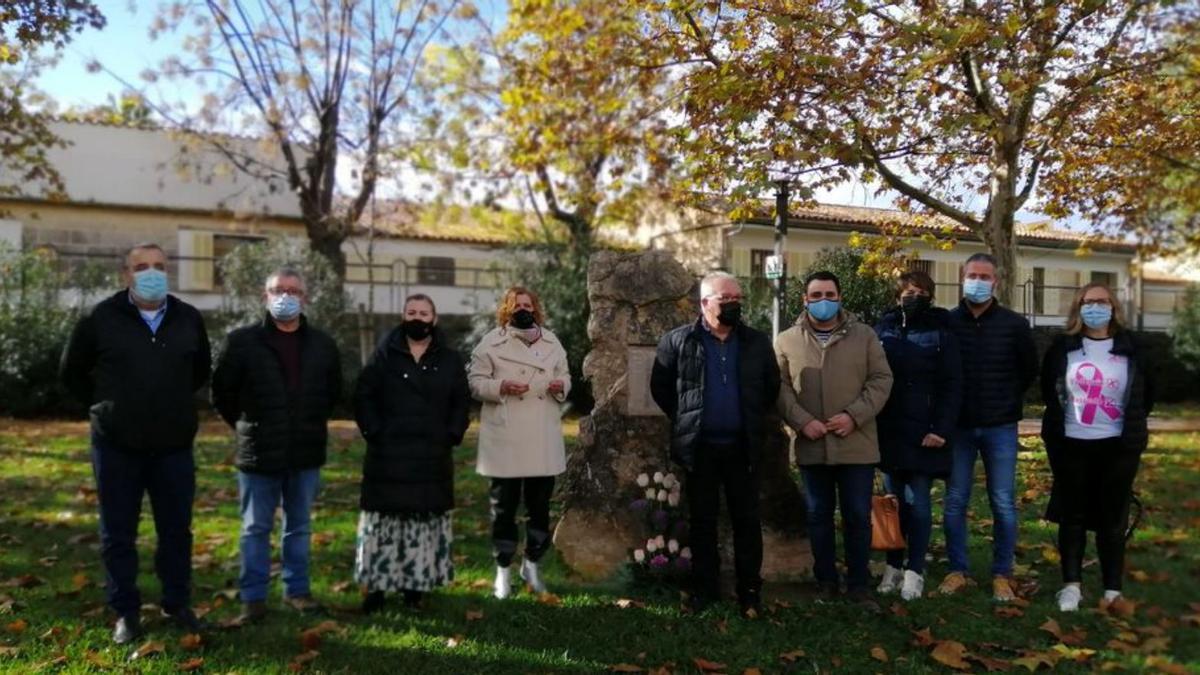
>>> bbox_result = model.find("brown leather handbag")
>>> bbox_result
[870,493,905,551]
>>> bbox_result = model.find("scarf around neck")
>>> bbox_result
[508,324,542,345]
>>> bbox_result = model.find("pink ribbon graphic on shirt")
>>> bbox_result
[1074,362,1121,425]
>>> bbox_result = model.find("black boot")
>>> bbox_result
[362,591,386,615]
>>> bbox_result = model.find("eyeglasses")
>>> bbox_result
[1081,298,1111,306]
[268,287,305,297]
[705,294,744,303]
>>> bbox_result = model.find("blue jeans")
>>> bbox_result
[238,468,321,602]
[944,423,1019,577]
[91,436,195,615]
[801,464,874,590]
[883,471,934,574]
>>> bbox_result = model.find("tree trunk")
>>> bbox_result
[307,220,348,290]
[980,145,1020,306]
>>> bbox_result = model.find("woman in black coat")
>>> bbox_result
[353,293,470,612]
[873,270,962,601]
[1041,282,1152,612]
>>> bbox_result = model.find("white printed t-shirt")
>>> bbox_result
[1064,337,1128,440]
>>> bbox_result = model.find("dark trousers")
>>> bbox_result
[883,470,936,575]
[1051,436,1141,590]
[91,436,196,615]
[686,442,763,602]
[801,463,874,591]
[489,476,555,567]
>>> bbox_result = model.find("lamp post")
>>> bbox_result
[772,180,790,339]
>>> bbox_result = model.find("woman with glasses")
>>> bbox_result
[1040,282,1153,611]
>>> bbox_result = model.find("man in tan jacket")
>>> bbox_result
[776,271,892,601]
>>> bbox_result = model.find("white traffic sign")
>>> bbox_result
[764,254,784,280]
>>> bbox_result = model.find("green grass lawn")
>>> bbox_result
[1,421,1198,674]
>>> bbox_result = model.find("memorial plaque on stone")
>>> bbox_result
[625,346,663,417]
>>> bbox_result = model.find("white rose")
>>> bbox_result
[633,549,646,563]
[645,487,657,500]
[636,473,650,487]
[667,492,680,507]
[668,539,679,554]
[646,538,658,552]
[680,547,692,559]
[654,535,665,549]
[656,489,668,502]
[663,474,677,489]
[653,471,664,484]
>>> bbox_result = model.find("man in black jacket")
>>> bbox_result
[940,253,1038,602]
[211,267,342,624]
[650,271,781,617]
[60,243,211,644]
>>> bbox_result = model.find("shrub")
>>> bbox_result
[1170,283,1200,373]
[0,245,113,416]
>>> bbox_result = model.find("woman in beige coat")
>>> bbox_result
[469,286,571,599]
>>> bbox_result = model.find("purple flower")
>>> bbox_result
[649,554,669,569]
[652,509,669,530]
[629,499,649,512]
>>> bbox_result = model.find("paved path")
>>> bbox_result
[1018,417,1200,436]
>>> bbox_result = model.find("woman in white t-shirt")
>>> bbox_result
[1039,283,1153,612]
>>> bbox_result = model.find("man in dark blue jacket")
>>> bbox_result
[60,243,210,644]
[940,253,1037,602]
[211,267,342,624]
[650,271,781,617]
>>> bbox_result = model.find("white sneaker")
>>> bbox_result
[493,565,512,599]
[520,559,547,594]
[1103,589,1123,602]
[1057,584,1082,612]
[900,570,924,601]
[877,565,903,594]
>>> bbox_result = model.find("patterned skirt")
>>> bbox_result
[354,511,454,592]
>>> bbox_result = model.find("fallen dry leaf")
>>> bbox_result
[609,665,642,673]
[465,609,485,621]
[1144,656,1191,674]
[130,640,166,660]
[445,634,466,648]
[970,654,1014,672]
[2,575,43,589]
[331,581,354,594]
[911,627,936,647]
[870,646,888,662]
[536,593,562,606]
[778,649,806,662]
[1012,650,1059,671]
[1051,644,1096,663]
[1139,636,1172,654]
[4,619,27,634]
[179,633,204,651]
[178,657,205,672]
[742,669,763,675]
[1100,596,1138,618]
[614,598,646,609]
[39,626,64,642]
[0,646,18,657]
[995,605,1024,618]
[692,657,726,672]
[930,641,972,671]
[290,650,319,671]
[889,602,909,617]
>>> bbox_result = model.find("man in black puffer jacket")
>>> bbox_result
[941,253,1037,603]
[650,271,780,618]
[211,267,341,624]
[60,243,211,644]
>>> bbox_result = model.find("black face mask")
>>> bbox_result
[901,295,932,317]
[401,319,433,340]
[716,302,742,326]
[511,309,536,329]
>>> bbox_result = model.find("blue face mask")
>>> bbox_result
[131,268,168,304]
[1080,303,1113,329]
[807,299,841,322]
[962,278,993,304]
[268,294,302,321]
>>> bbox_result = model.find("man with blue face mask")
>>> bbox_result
[940,253,1037,602]
[775,271,893,605]
[211,267,342,625]
[60,243,211,644]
